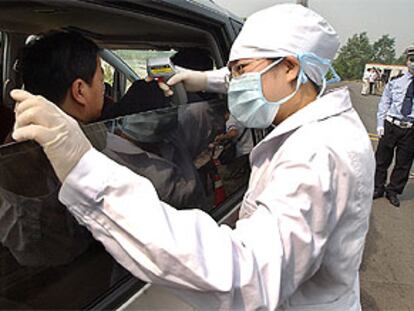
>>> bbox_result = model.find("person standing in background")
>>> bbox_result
[373,45,414,207]
[361,68,371,96]
[369,67,378,95]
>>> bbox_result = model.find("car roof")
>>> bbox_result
[0,0,242,49]
[158,0,241,20]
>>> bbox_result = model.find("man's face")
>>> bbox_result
[83,57,105,122]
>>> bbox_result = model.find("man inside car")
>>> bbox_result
[0,31,210,267]
[16,30,207,210]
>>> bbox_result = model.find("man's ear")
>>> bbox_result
[70,78,88,107]
[283,56,300,83]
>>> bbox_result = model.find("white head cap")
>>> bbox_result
[229,4,340,85]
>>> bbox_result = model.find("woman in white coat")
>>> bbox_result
[12,4,374,310]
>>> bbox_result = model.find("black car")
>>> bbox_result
[0,1,266,309]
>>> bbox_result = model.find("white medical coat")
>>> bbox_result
[59,87,374,310]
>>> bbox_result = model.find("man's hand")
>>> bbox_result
[377,127,384,138]
[146,67,207,97]
[11,90,92,182]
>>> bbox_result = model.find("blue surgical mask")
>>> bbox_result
[228,53,340,129]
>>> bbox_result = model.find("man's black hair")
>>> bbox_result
[20,31,100,105]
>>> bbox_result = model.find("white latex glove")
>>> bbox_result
[147,67,207,97]
[11,89,92,182]
[377,127,384,138]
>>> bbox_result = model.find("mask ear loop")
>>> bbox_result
[262,57,307,106]
[256,57,302,106]
[259,58,284,75]
[318,65,341,97]
[299,52,342,98]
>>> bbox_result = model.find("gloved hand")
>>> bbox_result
[377,127,384,138]
[11,90,92,182]
[147,67,207,97]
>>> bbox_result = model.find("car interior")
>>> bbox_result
[0,1,265,309]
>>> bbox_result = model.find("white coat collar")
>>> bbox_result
[259,87,352,145]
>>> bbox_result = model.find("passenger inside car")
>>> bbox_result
[19,30,207,210]
[0,30,210,268]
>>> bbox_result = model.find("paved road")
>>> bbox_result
[345,81,414,311]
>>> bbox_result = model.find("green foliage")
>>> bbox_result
[114,49,175,60]
[333,32,373,80]
[333,32,403,80]
[103,63,114,84]
[394,53,407,65]
[372,35,396,64]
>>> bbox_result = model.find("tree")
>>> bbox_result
[394,53,406,65]
[333,32,373,80]
[372,35,396,64]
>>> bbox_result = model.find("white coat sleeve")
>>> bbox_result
[205,67,229,94]
[59,146,340,309]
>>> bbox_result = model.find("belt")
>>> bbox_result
[386,115,414,129]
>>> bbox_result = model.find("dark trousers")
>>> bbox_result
[374,120,414,195]
[369,82,375,95]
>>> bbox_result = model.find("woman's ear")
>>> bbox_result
[70,78,88,107]
[283,56,300,83]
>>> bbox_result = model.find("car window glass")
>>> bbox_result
[0,138,139,309]
[0,90,255,308]
[94,97,254,211]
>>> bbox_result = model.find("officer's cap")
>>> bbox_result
[405,45,414,56]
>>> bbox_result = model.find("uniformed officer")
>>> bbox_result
[374,45,414,207]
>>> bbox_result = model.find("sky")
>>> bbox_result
[213,0,413,56]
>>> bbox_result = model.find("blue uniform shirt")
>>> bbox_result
[377,71,414,128]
